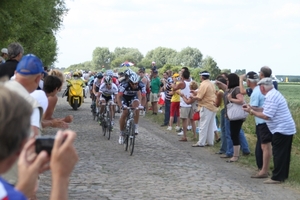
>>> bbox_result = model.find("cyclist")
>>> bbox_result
[117,72,146,144]
[98,76,118,126]
[92,73,104,115]
[101,69,119,86]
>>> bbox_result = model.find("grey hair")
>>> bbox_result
[8,42,24,59]
[261,84,274,91]
[260,66,272,78]
[0,86,32,161]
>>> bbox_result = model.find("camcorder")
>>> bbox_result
[35,136,56,155]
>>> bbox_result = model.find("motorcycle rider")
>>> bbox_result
[98,76,118,126]
[63,71,84,101]
[117,72,146,144]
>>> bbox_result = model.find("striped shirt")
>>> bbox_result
[263,88,296,135]
[165,78,173,101]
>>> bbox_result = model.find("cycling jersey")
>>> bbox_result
[99,83,118,96]
[118,81,146,97]
[93,78,102,88]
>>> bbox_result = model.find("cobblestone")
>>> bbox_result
[37,92,300,200]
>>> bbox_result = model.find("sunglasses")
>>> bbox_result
[131,83,138,86]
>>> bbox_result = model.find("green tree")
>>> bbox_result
[113,47,143,65]
[175,47,203,68]
[221,69,231,74]
[92,47,113,70]
[145,47,177,68]
[234,69,246,75]
[201,56,221,80]
[0,0,68,67]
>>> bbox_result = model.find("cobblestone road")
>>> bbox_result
[37,93,300,200]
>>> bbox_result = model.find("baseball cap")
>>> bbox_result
[1,48,8,54]
[172,73,179,78]
[199,71,210,76]
[246,71,259,80]
[16,54,45,75]
[153,69,158,74]
[257,77,273,86]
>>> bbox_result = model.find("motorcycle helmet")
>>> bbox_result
[73,72,80,77]
[104,76,112,84]
[129,72,139,83]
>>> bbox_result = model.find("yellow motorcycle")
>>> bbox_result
[64,77,84,110]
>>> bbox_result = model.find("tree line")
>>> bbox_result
[67,46,233,80]
[0,0,68,67]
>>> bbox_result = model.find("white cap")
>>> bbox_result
[1,48,8,54]
[152,61,156,64]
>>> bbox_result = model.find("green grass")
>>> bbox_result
[145,84,300,188]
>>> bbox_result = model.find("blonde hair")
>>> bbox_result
[189,81,198,90]
[49,69,64,83]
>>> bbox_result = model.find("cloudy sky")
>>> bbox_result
[55,0,300,75]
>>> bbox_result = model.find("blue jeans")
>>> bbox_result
[225,117,250,156]
[164,99,177,125]
[219,109,226,153]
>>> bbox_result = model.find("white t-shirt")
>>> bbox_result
[30,90,48,114]
[30,108,40,128]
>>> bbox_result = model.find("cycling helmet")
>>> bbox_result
[104,76,112,84]
[96,73,103,79]
[124,68,133,76]
[106,70,113,77]
[129,72,139,83]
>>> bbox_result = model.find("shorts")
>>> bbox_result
[150,92,158,102]
[122,95,139,107]
[100,94,113,102]
[257,123,272,144]
[170,102,180,117]
[180,107,193,119]
[95,86,99,93]
[146,93,150,102]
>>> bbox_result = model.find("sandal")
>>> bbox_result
[179,137,187,142]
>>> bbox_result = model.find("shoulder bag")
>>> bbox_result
[226,87,248,120]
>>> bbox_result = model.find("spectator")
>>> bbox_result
[42,75,72,128]
[161,70,177,126]
[191,71,217,147]
[259,66,278,90]
[224,73,248,162]
[46,70,73,125]
[243,78,296,184]
[0,86,78,199]
[139,67,150,113]
[179,81,198,140]
[150,69,160,115]
[241,72,272,178]
[167,73,181,131]
[3,54,46,199]
[218,73,251,159]
[173,70,192,141]
[215,76,227,155]
[0,48,8,63]
[0,42,24,79]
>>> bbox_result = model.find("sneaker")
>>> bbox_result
[177,131,183,136]
[176,127,182,133]
[118,135,124,144]
[175,126,181,131]
[135,127,139,135]
[111,121,114,126]
[167,126,172,131]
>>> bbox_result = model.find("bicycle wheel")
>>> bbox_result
[106,110,111,140]
[128,120,135,156]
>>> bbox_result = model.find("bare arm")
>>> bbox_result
[239,75,247,95]
[214,91,223,107]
